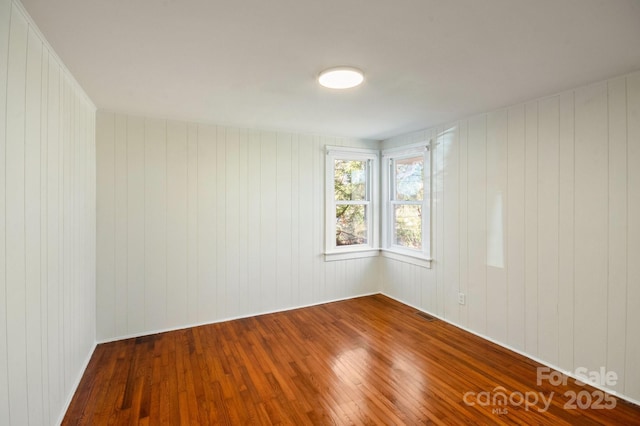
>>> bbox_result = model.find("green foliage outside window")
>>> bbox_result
[334,160,367,246]
[393,157,423,249]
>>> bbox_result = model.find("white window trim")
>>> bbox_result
[325,146,379,261]
[381,141,432,268]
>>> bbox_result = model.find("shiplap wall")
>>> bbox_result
[381,71,640,403]
[0,1,97,425]
[96,111,380,341]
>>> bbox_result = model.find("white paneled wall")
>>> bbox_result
[96,112,381,341]
[381,71,640,403]
[0,1,97,425]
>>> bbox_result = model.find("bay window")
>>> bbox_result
[324,142,430,267]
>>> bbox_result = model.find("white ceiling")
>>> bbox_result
[21,0,640,140]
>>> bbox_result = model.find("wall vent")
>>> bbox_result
[415,311,437,322]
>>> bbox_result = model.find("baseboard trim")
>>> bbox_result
[91,291,640,413]
[56,341,98,426]
[97,291,380,344]
[380,292,640,408]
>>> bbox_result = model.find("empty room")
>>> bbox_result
[2,0,640,424]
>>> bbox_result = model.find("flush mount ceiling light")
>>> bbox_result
[318,67,364,89]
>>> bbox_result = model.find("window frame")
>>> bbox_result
[325,146,379,261]
[381,141,432,267]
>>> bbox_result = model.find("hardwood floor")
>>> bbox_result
[63,295,640,425]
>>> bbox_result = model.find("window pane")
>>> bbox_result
[336,205,367,246]
[335,160,367,201]
[394,156,423,201]
[393,204,422,249]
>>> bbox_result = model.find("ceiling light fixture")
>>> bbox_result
[318,67,364,89]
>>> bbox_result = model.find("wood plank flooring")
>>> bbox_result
[63,295,640,425]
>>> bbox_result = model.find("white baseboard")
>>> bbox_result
[380,292,640,408]
[77,291,640,424]
[56,341,98,426]
[97,291,380,344]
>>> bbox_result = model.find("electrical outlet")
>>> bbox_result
[458,293,466,305]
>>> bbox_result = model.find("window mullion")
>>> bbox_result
[390,200,422,205]
[335,200,370,206]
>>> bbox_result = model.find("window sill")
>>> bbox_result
[324,249,380,262]
[380,249,432,268]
